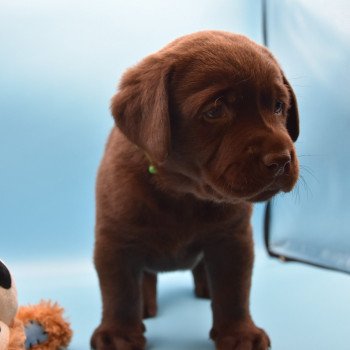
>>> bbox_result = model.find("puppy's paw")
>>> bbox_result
[212,323,271,350]
[91,324,146,350]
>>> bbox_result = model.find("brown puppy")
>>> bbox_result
[91,31,299,350]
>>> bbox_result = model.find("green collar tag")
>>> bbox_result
[148,165,157,174]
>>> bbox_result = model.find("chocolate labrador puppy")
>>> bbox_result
[91,31,299,350]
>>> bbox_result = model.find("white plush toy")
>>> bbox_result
[0,259,23,350]
[0,260,72,350]
[0,319,10,350]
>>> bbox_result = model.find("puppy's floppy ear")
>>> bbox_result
[283,75,299,142]
[111,58,172,163]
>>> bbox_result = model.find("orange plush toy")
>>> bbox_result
[0,260,72,350]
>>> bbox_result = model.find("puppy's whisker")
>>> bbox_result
[299,164,318,183]
[291,181,301,204]
[299,174,312,198]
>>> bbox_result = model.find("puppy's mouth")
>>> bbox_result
[245,186,281,202]
[199,171,297,204]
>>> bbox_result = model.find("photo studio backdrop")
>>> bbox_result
[2,0,349,274]
[0,1,263,260]
[264,0,350,274]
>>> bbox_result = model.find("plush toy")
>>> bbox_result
[0,260,72,350]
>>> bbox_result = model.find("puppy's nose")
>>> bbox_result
[262,151,291,176]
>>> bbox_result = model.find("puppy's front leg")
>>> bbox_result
[91,237,145,350]
[204,227,271,350]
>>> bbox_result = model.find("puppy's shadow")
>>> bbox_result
[147,337,213,350]
[157,286,196,313]
[145,285,212,350]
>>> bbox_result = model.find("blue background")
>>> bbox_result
[0,0,262,261]
[267,0,350,273]
[1,1,350,349]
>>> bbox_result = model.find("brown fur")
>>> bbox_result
[91,31,299,350]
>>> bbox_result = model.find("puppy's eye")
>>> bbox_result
[274,100,284,115]
[204,105,223,120]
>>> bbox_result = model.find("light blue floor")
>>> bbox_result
[8,246,350,350]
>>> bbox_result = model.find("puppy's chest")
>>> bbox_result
[136,195,246,271]
[141,207,229,272]
[143,233,203,272]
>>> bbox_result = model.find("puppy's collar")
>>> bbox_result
[148,164,157,174]
[145,152,157,174]
[135,145,157,174]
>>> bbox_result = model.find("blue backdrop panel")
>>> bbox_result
[0,0,263,262]
[265,0,350,273]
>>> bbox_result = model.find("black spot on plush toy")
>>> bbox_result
[0,260,72,350]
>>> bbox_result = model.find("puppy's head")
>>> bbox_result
[112,31,299,203]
